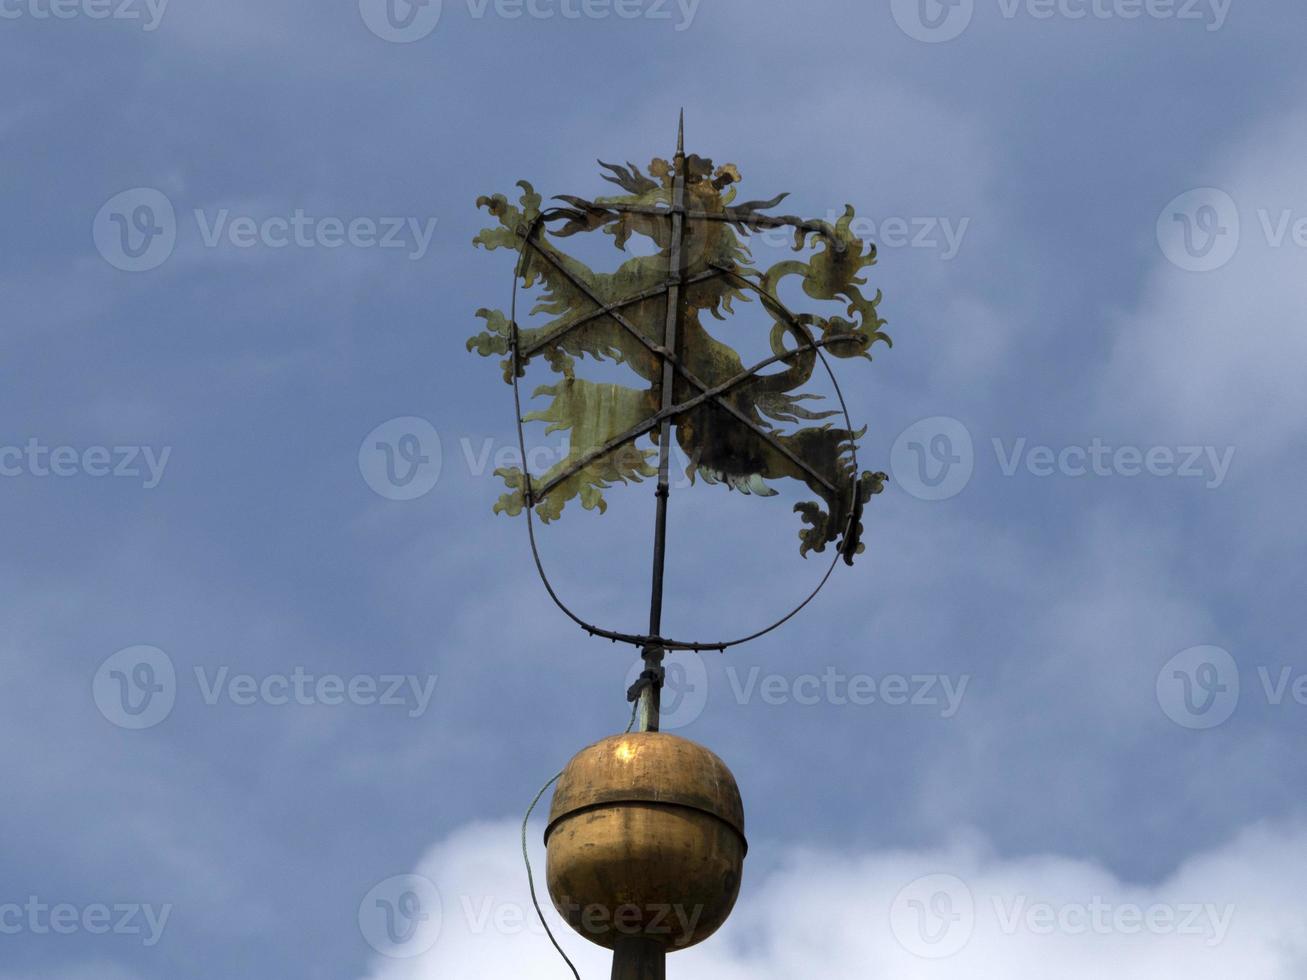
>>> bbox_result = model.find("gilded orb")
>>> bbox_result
[543,732,747,951]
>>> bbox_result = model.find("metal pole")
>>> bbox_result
[611,935,667,980]
[619,113,686,980]
[637,111,688,738]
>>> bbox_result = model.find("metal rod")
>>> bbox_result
[611,934,666,980]
[637,111,688,736]
[516,263,727,360]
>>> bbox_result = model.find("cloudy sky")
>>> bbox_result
[3,0,1306,976]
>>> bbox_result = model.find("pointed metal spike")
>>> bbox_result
[677,108,685,156]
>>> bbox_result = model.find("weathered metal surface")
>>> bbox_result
[611,935,665,980]
[469,133,889,563]
[545,732,746,840]
[544,732,746,952]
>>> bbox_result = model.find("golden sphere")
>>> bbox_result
[544,732,747,952]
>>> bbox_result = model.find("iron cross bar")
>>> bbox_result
[529,330,852,504]
[588,201,849,254]
[516,266,726,361]
[510,229,839,499]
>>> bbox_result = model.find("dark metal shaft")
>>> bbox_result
[611,935,666,980]
[637,113,688,736]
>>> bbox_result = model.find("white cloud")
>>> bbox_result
[360,816,1307,979]
[1099,106,1307,460]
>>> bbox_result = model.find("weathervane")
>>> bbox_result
[469,113,890,979]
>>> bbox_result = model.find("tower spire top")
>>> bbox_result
[676,108,684,156]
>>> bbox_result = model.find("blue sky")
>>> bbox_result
[3,1,1307,976]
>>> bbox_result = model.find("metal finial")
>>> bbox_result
[468,139,889,651]
[676,108,684,156]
